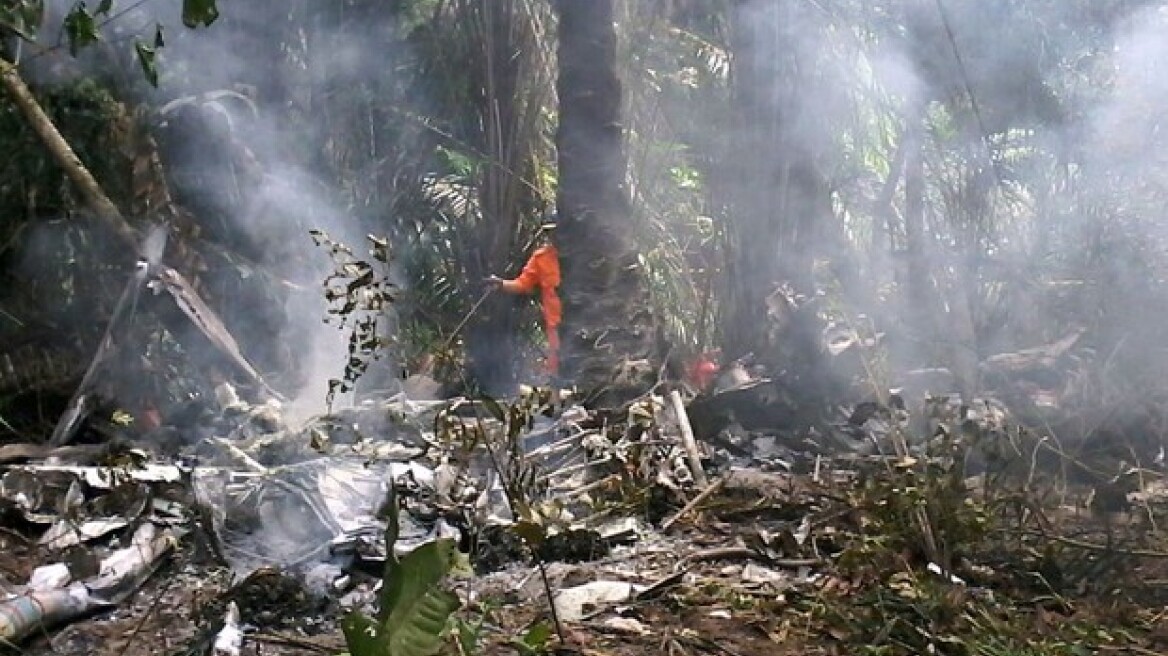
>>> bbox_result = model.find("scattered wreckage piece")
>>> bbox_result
[48,260,152,447]
[190,457,444,579]
[0,523,180,644]
[979,328,1085,382]
[669,389,709,488]
[47,240,285,448]
[149,265,284,403]
[212,601,244,656]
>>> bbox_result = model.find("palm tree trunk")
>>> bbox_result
[463,0,549,395]
[720,0,834,405]
[554,0,654,405]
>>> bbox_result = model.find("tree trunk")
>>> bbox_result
[720,0,834,404]
[903,98,936,358]
[554,0,654,405]
[463,0,548,395]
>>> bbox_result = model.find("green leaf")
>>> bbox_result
[134,41,158,87]
[343,481,461,656]
[380,539,462,656]
[9,0,45,40]
[63,3,99,56]
[515,621,553,655]
[512,520,547,547]
[381,538,460,625]
[480,395,506,422]
[181,0,218,28]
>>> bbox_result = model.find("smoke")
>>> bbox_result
[145,4,377,422]
[15,0,1168,433]
[718,0,1168,415]
[14,1,412,424]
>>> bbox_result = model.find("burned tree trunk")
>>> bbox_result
[554,0,654,404]
[719,1,836,408]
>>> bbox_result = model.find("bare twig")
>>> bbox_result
[441,287,496,354]
[677,547,822,570]
[1042,532,1168,559]
[467,402,567,644]
[661,477,725,531]
[1098,645,1164,656]
[114,568,178,656]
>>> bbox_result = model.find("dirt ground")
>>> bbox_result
[8,466,1168,656]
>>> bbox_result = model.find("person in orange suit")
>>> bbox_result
[486,223,562,377]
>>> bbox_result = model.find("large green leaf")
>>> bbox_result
[380,539,462,656]
[341,612,386,656]
[343,479,461,656]
[342,539,461,656]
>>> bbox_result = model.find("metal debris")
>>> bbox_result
[0,523,179,643]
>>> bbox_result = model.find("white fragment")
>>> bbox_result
[602,617,650,635]
[213,601,243,656]
[552,581,643,622]
[28,563,71,592]
[926,562,965,585]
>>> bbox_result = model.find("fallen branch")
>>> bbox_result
[0,57,140,252]
[1039,531,1168,559]
[677,547,822,570]
[662,477,725,531]
[250,632,343,653]
[0,442,106,465]
[50,264,150,446]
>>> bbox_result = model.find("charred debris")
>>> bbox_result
[3,235,1167,654]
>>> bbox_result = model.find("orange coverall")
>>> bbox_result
[500,244,562,375]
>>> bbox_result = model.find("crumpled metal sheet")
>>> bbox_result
[192,458,439,577]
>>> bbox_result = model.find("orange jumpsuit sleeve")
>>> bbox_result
[500,253,542,295]
[501,246,561,328]
[500,245,563,375]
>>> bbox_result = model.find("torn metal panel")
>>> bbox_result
[148,265,283,403]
